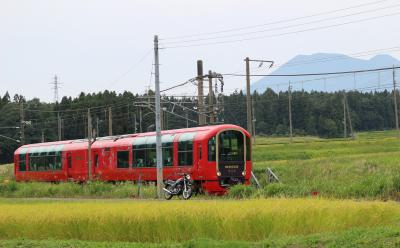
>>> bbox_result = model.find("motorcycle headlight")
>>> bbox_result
[217,171,221,176]
[186,175,191,180]
[242,171,246,176]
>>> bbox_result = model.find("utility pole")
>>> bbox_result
[197,60,205,125]
[160,107,164,130]
[208,70,215,124]
[134,113,137,133]
[96,116,99,137]
[108,106,113,136]
[139,107,143,133]
[345,94,354,139]
[288,83,293,142]
[57,112,62,141]
[252,98,256,143]
[154,35,163,199]
[393,66,399,131]
[245,57,253,137]
[19,102,25,145]
[244,58,274,140]
[343,92,347,138]
[186,110,189,128]
[87,108,92,180]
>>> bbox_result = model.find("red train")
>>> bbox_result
[14,124,252,194]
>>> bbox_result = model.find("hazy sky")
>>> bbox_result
[1,0,400,102]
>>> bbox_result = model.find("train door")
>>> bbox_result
[196,143,204,179]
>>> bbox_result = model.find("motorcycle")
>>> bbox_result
[163,173,193,200]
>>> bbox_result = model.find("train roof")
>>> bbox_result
[14,124,249,155]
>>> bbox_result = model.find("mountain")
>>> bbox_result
[250,53,400,93]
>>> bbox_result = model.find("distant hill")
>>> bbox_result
[251,53,400,93]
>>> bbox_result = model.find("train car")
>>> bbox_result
[14,124,252,194]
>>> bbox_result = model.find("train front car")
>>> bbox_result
[200,125,252,194]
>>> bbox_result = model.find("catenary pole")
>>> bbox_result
[108,106,113,136]
[393,65,399,132]
[87,108,92,180]
[154,35,163,199]
[58,112,61,141]
[197,60,205,125]
[19,102,25,145]
[208,70,215,124]
[245,57,253,138]
[288,83,293,142]
[343,92,347,138]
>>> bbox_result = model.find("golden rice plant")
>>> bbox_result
[0,198,399,242]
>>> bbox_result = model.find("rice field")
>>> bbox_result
[0,198,399,242]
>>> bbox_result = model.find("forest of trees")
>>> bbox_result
[0,89,398,164]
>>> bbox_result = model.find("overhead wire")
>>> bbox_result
[163,11,400,49]
[161,0,391,40]
[163,3,400,45]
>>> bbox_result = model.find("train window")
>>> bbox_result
[133,137,147,167]
[246,136,251,161]
[28,152,62,171]
[218,130,244,162]
[178,132,196,166]
[18,154,26,171]
[208,136,216,161]
[178,140,193,166]
[133,149,145,167]
[163,142,173,167]
[117,151,130,168]
[133,135,174,168]
[146,143,157,167]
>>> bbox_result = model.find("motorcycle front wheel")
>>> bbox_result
[164,185,173,200]
[182,187,193,200]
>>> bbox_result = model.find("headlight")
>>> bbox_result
[186,175,191,180]
[217,172,221,176]
[242,171,246,176]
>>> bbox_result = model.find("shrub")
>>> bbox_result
[228,184,256,198]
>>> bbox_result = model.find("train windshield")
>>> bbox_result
[218,130,244,162]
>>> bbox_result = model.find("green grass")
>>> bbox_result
[252,130,400,199]
[1,226,400,248]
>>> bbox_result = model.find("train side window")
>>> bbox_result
[133,148,145,167]
[178,140,193,166]
[208,136,216,161]
[163,142,173,167]
[117,151,130,168]
[18,154,26,171]
[146,143,157,167]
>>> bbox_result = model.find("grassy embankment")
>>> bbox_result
[0,130,399,199]
[1,226,400,248]
[251,130,400,199]
[0,198,399,243]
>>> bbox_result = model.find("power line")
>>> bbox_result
[163,11,400,49]
[107,48,152,87]
[161,0,391,40]
[163,3,400,45]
